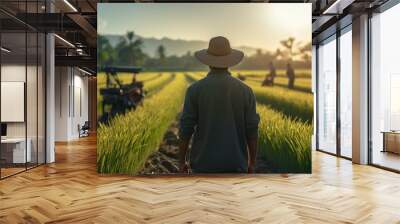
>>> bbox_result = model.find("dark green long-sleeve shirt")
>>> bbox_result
[179,69,260,173]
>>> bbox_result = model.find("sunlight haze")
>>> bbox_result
[98,3,311,51]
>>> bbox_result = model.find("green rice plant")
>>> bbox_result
[97,73,175,118]
[249,83,313,123]
[231,69,312,79]
[243,76,312,93]
[143,72,175,94]
[188,72,313,123]
[257,104,312,173]
[191,71,311,93]
[186,72,204,82]
[186,73,312,173]
[97,74,188,174]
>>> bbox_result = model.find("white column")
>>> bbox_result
[45,0,56,163]
[46,32,55,163]
[54,67,73,141]
[352,14,369,164]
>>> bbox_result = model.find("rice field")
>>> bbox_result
[248,82,313,123]
[97,73,188,174]
[97,72,175,118]
[190,71,313,123]
[97,70,313,174]
[187,72,312,172]
[245,76,311,93]
[257,105,312,173]
[231,69,312,79]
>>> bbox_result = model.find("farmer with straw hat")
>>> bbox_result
[179,36,260,174]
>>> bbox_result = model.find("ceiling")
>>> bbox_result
[0,0,392,72]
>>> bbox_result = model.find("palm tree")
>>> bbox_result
[116,31,145,66]
[127,31,134,44]
[98,35,115,66]
[280,37,296,62]
[299,42,312,64]
[157,45,166,60]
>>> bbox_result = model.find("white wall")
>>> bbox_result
[54,67,89,141]
[72,72,89,138]
[1,63,46,164]
[55,67,69,141]
[1,65,28,138]
[1,65,25,145]
[1,65,26,82]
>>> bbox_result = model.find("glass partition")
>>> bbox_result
[339,27,352,158]
[0,1,46,179]
[317,35,337,154]
[1,31,28,177]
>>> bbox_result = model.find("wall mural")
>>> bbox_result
[97,3,313,174]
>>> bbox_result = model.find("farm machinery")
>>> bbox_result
[99,66,144,123]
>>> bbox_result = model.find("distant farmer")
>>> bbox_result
[178,36,260,174]
[286,62,295,89]
[262,61,276,86]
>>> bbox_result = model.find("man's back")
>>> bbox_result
[179,69,259,173]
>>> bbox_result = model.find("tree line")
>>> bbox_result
[98,32,311,71]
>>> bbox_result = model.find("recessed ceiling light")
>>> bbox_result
[63,0,78,12]
[54,34,75,48]
[1,47,11,53]
[78,67,92,76]
[323,0,354,15]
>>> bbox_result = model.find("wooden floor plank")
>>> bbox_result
[0,135,399,223]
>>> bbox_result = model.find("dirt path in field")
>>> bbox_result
[139,119,181,174]
[140,118,270,174]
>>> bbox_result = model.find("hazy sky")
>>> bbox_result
[98,3,311,51]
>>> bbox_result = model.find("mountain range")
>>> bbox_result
[102,34,264,57]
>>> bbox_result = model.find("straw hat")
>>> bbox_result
[195,36,244,68]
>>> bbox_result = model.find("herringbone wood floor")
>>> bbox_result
[0,135,399,224]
